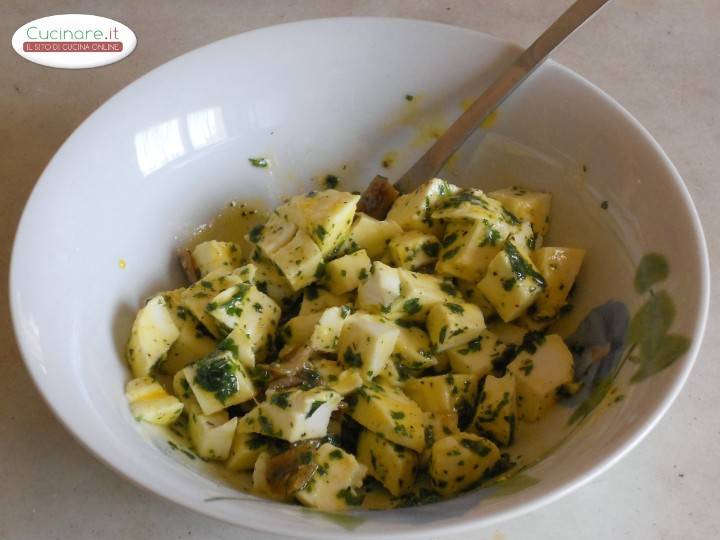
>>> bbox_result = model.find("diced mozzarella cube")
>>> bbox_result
[403,374,477,414]
[343,213,403,259]
[311,359,364,395]
[249,211,297,256]
[426,301,486,352]
[387,178,456,234]
[489,187,552,237]
[237,387,343,442]
[429,433,500,496]
[126,295,180,377]
[180,268,245,337]
[324,249,372,295]
[187,402,237,460]
[471,373,516,446]
[389,231,440,271]
[278,190,360,256]
[436,220,514,282]
[385,269,455,322]
[295,443,367,510]
[392,325,438,371]
[337,313,400,380]
[507,334,574,422]
[299,286,352,315]
[349,383,425,451]
[477,239,545,322]
[310,306,352,353]
[226,432,269,471]
[182,351,256,415]
[532,247,585,319]
[191,240,242,277]
[281,312,323,349]
[270,229,325,291]
[356,261,401,314]
[160,289,216,375]
[125,376,184,425]
[447,329,505,376]
[356,429,418,496]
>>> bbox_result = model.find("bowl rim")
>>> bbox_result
[9,16,710,539]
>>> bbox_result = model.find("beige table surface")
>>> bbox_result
[2,1,719,539]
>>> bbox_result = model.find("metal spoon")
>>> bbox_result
[358,0,612,218]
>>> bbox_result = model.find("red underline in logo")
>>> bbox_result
[23,41,123,52]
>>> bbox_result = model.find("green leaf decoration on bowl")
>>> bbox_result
[634,253,670,294]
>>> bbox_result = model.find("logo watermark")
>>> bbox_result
[12,14,136,68]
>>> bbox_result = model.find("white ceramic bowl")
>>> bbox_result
[10,18,709,539]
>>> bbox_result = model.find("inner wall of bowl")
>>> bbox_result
[13,19,705,537]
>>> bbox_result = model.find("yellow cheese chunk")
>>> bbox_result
[428,433,501,496]
[349,383,425,452]
[426,301,486,352]
[337,313,400,380]
[191,240,242,277]
[324,249,372,295]
[389,231,440,271]
[447,329,505,377]
[357,429,418,496]
[532,247,585,319]
[507,334,574,422]
[489,186,552,237]
[295,443,367,510]
[471,373,516,446]
[126,295,180,378]
[403,374,477,415]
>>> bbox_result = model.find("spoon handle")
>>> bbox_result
[394,0,612,193]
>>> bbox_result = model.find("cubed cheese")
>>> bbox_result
[180,268,245,337]
[310,306,352,353]
[391,325,438,371]
[270,229,325,291]
[387,269,455,322]
[226,432,269,471]
[487,322,527,346]
[299,286,352,315]
[171,368,196,408]
[356,261,401,314]
[457,279,496,318]
[160,289,216,375]
[191,240,242,277]
[311,359,364,395]
[436,220,513,282]
[447,329,506,376]
[126,295,180,377]
[477,239,545,322]
[125,376,183,424]
[187,403,238,460]
[421,411,460,466]
[324,249,372,295]
[356,429,418,496]
[403,374,477,414]
[428,433,501,496]
[248,211,297,256]
[253,258,297,310]
[343,213,403,259]
[426,301,486,352]
[281,312,323,349]
[507,334,574,422]
[349,383,425,451]
[386,178,456,234]
[532,247,585,319]
[278,190,360,256]
[237,387,343,442]
[295,443,367,510]
[337,313,400,380]
[209,285,281,367]
[471,374,516,446]
[389,231,440,271]
[182,351,256,415]
[489,186,552,237]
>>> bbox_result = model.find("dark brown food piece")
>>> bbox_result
[177,248,199,283]
[265,440,322,497]
[357,175,400,220]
